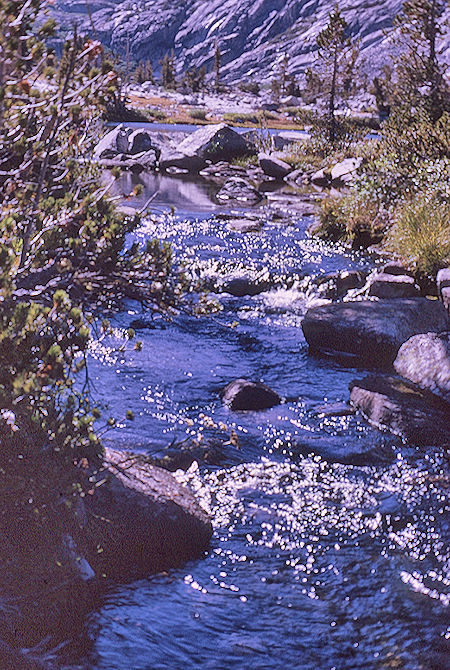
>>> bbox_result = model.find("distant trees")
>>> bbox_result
[135,60,154,85]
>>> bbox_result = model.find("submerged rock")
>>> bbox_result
[394,332,450,403]
[222,379,281,410]
[349,375,450,446]
[301,299,449,367]
[221,273,270,296]
[216,177,262,204]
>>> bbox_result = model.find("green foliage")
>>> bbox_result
[190,108,207,120]
[387,196,450,276]
[316,192,388,246]
[0,0,184,487]
[134,60,154,85]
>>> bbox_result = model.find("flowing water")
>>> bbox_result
[78,177,449,670]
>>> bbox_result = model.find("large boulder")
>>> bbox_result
[368,273,419,298]
[394,332,450,403]
[128,128,159,156]
[349,375,450,446]
[93,124,131,159]
[216,177,263,204]
[159,148,207,173]
[81,447,212,580]
[222,379,281,410]
[301,299,449,367]
[258,152,291,179]
[310,168,331,187]
[176,123,252,164]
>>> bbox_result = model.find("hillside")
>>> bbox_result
[53,0,449,83]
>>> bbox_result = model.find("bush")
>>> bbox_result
[223,112,260,125]
[238,81,260,95]
[146,108,168,121]
[316,192,389,246]
[190,108,207,120]
[387,196,450,276]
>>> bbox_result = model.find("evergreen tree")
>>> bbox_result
[214,42,221,93]
[161,51,176,89]
[316,8,352,144]
[394,0,448,123]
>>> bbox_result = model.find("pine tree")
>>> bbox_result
[316,8,352,144]
[161,51,176,89]
[394,0,448,123]
[214,42,221,93]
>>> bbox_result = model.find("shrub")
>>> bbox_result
[223,112,260,125]
[387,196,450,276]
[190,108,207,120]
[146,108,168,121]
[316,192,389,246]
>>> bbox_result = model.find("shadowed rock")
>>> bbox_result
[222,379,281,410]
[349,375,450,446]
[301,299,448,367]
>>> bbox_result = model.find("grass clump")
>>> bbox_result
[223,112,260,125]
[146,108,168,121]
[316,192,388,247]
[387,196,450,276]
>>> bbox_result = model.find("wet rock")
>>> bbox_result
[314,270,367,300]
[216,177,262,204]
[368,273,419,298]
[159,149,207,173]
[315,402,356,418]
[349,375,450,446]
[221,273,270,296]
[83,447,212,579]
[176,123,252,164]
[151,440,225,471]
[382,261,413,277]
[301,299,449,367]
[222,379,281,410]
[226,218,262,233]
[330,157,362,186]
[0,643,49,669]
[258,152,292,179]
[394,332,450,403]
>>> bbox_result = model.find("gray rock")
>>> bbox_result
[349,375,450,446]
[128,129,158,155]
[310,168,330,187]
[177,123,252,163]
[368,273,419,298]
[382,261,413,277]
[216,177,262,204]
[94,124,130,159]
[258,152,292,179]
[442,286,450,312]
[222,378,281,410]
[159,149,207,173]
[330,157,362,186]
[227,218,262,233]
[394,332,450,403]
[437,268,450,294]
[221,273,270,296]
[83,447,212,579]
[301,299,449,367]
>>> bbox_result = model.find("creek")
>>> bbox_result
[75,174,448,669]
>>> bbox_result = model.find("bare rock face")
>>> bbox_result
[349,375,450,446]
[394,332,450,403]
[51,1,450,84]
[222,378,281,410]
[301,299,449,367]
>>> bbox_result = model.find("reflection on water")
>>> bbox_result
[80,210,450,670]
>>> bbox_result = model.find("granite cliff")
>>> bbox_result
[53,0,449,82]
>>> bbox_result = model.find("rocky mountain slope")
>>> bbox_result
[53,0,449,83]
